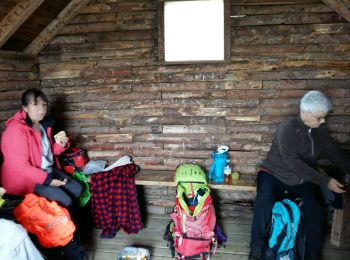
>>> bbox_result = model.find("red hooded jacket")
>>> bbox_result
[1,110,68,196]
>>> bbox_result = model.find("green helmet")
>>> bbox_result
[175,163,207,184]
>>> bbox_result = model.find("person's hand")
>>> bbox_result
[50,178,68,187]
[57,136,68,148]
[327,178,346,193]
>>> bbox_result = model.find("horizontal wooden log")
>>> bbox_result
[0,100,20,110]
[41,76,120,88]
[0,71,38,81]
[87,150,132,159]
[163,141,269,152]
[161,91,226,99]
[133,149,210,159]
[57,118,132,127]
[68,124,162,135]
[0,58,38,72]
[232,13,345,27]
[41,67,132,79]
[332,133,350,144]
[132,81,232,92]
[232,43,350,54]
[87,29,154,43]
[132,64,227,75]
[233,23,350,37]
[291,33,350,44]
[259,98,299,108]
[50,92,160,103]
[80,133,132,143]
[263,79,350,90]
[40,61,97,71]
[79,2,157,14]
[134,133,263,143]
[71,11,156,24]
[231,51,350,62]
[44,83,131,96]
[47,35,87,45]
[226,69,350,81]
[225,60,350,72]
[225,124,276,133]
[54,109,163,120]
[54,101,130,112]
[42,39,154,55]
[227,89,306,99]
[163,107,259,117]
[0,110,17,122]
[233,0,321,4]
[163,125,226,134]
[84,141,163,152]
[232,3,332,15]
[226,116,261,123]
[39,48,152,63]
[49,30,154,47]
[61,20,154,34]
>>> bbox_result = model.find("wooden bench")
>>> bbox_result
[135,170,256,191]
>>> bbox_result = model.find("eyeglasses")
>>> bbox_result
[312,114,326,122]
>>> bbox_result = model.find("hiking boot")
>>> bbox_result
[248,248,262,260]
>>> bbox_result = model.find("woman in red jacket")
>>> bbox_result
[1,89,82,207]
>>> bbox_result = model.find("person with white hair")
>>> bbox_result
[249,90,350,260]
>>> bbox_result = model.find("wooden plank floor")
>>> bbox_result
[80,214,350,260]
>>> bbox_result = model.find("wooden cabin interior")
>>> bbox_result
[0,0,350,259]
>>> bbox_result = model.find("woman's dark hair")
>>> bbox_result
[21,88,49,127]
[21,88,49,107]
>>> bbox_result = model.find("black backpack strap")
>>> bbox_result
[163,221,175,257]
[271,224,287,252]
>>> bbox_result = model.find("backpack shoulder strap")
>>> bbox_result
[269,201,290,251]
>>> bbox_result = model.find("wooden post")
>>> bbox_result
[331,192,350,247]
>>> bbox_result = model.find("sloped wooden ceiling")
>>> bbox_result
[0,0,71,52]
[0,0,349,56]
[0,0,89,54]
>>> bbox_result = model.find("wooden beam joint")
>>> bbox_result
[322,0,350,22]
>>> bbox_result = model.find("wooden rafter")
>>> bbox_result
[322,0,350,22]
[0,0,44,48]
[24,0,91,55]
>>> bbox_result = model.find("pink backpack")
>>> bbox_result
[167,164,217,260]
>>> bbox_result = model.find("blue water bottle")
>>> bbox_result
[208,145,229,184]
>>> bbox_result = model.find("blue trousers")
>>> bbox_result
[250,171,324,260]
[34,168,82,208]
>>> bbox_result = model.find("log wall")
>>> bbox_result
[1,0,350,187]
[0,51,39,129]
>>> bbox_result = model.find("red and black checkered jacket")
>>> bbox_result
[90,163,143,238]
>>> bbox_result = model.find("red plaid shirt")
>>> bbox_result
[90,163,143,238]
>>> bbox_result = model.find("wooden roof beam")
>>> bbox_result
[0,0,44,48]
[24,0,90,55]
[322,0,350,22]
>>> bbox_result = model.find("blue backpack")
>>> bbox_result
[264,198,306,260]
